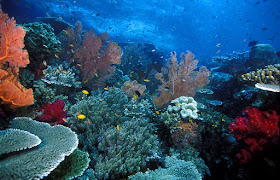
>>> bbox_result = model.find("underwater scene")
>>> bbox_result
[0,0,280,179]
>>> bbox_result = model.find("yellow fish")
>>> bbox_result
[116,125,120,131]
[99,99,104,101]
[216,50,220,54]
[104,86,109,90]
[212,124,217,128]
[55,54,59,58]
[42,70,46,75]
[114,113,119,117]
[221,118,225,122]
[69,44,74,47]
[82,90,89,94]
[144,79,150,82]
[77,113,86,119]
[62,118,68,122]
[155,111,160,115]
[133,94,137,99]
[216,43,221,47]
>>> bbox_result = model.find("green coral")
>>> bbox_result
[129,155,202,180]
[42,61,81,88]
[23,22,61,62]
[46,149,90,180]
[67,88,160,179]
[33,80,68,106]
[159,111,180,134]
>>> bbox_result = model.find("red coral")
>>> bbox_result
[74,30,121,88]
[0,9,34,108]
[153,51,210,108]
[39,99,68,125]
[229,107,279,164]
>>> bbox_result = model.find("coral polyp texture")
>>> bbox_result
[0,117,78,179]
[167,96,198,119]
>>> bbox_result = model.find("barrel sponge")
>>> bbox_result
[0,117,78,180]
[167,96,198,119]
[0,128,41,155]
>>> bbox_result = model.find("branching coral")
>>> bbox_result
[153,51,210,108]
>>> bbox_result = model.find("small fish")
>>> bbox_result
[53,71,56,76]
[212,124,217,128]
[133,94,137,99]
[99,99,104,101]
[216,50,220,54]
[57,69,60,73]
[95,73,98,77]
[189,119,193,123]
[114,113,119,117]
[77,113,86,119]
[116,125,120,131]
[42,70,46,75]
[104,87,109,90]
[117,82,121,85]
[82,90,89,94]
[55,54,59,58]
[59,66,62,71]
[155,111,160,115]
[216,43,221,47]
[151,49,156,52]
[221,118,225,122]
[62,118,68,122]
[243,39,246,42]
[69,44,74,47]
[43,60,47,66]
[86,119,91,125]
[135,90,141,97]
[144,79,150,82]
[62,71,67,73]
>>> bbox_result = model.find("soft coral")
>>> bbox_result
[39,99,68,125]
[229,107,279,164]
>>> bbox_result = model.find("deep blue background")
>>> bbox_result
[2,0,279,63]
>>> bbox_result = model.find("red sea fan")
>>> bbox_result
[39,99,68,125]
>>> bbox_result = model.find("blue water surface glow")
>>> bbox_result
[2,0,279,61]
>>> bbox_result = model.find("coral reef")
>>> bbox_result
[229,107,279,164]
[39,99,68,125]
[129,155,202,180]
[0,9,34,108]
[0,117,78,179]
[23,22,61,63]
[46,149,90,180]
[67,88,160,179]
[74,29,121,88]
[0,128,41,155]
[121,80,146,98]
[153,51,210,108]
[41,61,81,88]
[167,96,198,119]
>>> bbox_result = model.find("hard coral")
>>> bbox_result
[229,107,279,164]
[39,99,68,125]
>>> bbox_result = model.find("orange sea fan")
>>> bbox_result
[0,10,29,67]
[0,67,34,108]
[0,9,34,108]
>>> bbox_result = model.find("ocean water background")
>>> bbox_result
[2,0,279,63]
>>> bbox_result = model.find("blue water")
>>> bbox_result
[2,0,279,62]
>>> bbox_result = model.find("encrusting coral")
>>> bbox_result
[0,9,34,108]
[0,117,78,179]
[153,51,210,108]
